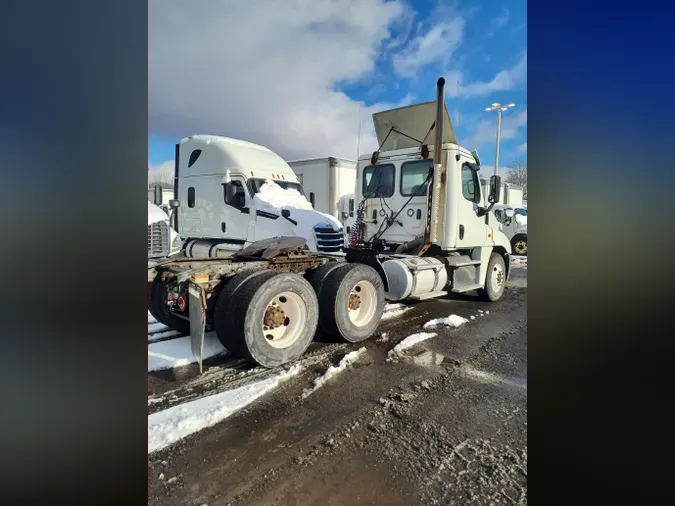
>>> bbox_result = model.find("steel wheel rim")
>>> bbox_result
[262,291,305,349]
[491,262,505,292]
[515,240,527,254]
[348,280,377,327]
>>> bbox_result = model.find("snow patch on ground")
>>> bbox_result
[382,307,410,320]
[148,364,303,453]
[148,332,227,372]
[148,329,184,343]
[148,311,157,324]
[423,314,469,329]
[388,332,438,359]
[511,256,527,269]
[302,348,366,398]
[148,321,170,334]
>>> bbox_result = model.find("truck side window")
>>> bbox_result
[188,149,202,168]
[461,166,478,203]
[400,160,432,196]
[224,180,246,209]
[362,164,395,198]
[188,187,195,208]
[348,199,354,217]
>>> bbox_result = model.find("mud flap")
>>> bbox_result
[188,282,206,374]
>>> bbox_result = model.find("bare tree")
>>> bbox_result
[504,159,527,198]
[148,161,175,187]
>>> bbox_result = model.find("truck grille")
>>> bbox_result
[148,222,170,258]
[314,225,345,252]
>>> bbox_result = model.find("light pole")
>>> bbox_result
[485,102,515,176]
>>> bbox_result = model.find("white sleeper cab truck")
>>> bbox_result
[287,157,357,219]
[493,204,527,255]
[172,135,345,257]
[148,200,181,261]
[149,79,512,373]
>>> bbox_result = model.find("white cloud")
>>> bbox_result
[461,52,527,98]
[518,142,527,154]
[392,14,465,78]
[150,0,407,161]
[489,9,510,35]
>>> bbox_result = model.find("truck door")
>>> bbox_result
[455,158,489,248]
[220,176,253,242]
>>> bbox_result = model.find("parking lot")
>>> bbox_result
[149,259,527,505]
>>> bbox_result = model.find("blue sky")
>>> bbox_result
[149,0,526,177]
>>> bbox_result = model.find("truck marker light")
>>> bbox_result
[194,274,209,283]
[177,297,186,311]
[250,171,254,176]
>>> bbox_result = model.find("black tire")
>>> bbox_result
[511,235,527,256]
[307,261,346,296]
[316,263,385,343]
[149,281,191,334]
[478,252,507,302]
[213,269,276,356]
[227,272,319,368]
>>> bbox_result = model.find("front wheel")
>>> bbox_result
[478,252,507,302]
[224,271,319,368]
[511,235,527,256]
[315,264,385,343]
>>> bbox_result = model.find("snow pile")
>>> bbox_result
[382,305,410,320]
[148,310,157,324]
[302,347,366,398]
[387,332,437,359]
[253,180,313,210]
[252,180,343,248]
[148,364,303,453]
[148,331,227,372]
[423,314,469,329]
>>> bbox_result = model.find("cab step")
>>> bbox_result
[451,283,483,293]
[445,255,482,268]
[408,290,448,301]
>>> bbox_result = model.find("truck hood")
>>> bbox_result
[148,201,169,225]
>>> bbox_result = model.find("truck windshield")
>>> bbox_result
[247,178,305,196]
[515,208,527,216]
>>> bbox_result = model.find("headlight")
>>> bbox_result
[171,234,182,252]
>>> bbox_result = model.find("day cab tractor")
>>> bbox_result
[148,78,512,371]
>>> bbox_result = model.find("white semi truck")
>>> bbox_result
[170,135,345,256]
[148,185,182,262]
[493,204,527,255]
[148,78,512,371]
[287,157,356,219]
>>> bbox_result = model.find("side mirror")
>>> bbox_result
[488,175,502,204]
[153,185,162,205]
[169,199,180,209]
[341,211,348,220]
